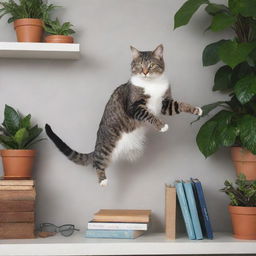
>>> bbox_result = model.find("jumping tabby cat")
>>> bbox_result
[45,45,202,186]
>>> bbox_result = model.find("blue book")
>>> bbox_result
[175,181,195,240]
[85,230,144,239]
[191,178,213,239]
[183,181,203,240]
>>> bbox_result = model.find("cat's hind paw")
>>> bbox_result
[194,107,203,116]
[100,179,108,187]
[160,124,169,133]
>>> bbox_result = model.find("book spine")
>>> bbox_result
[165,185,176,240]
[0,185,34,191]
[0,212,34,223]
[194,181,213,239]
[85,230,142,239]
[0,200,35,212]
[0,180,34,186]
[0,189,36,200]
[0,223,35,239]
[88,222,147,230]
[183,182,203,240]
[93,216,149,223]
[175,182,195,240]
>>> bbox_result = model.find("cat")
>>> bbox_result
[45,44,202,186]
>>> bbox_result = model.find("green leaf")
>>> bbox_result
[14,128,29,148]
[234,75,256,104]
[213,65,233,91]
[239,115,256,154]
[219,125,239,147]
[23,125,43,148]
[218,41,256,68]
[202,40,227,66]
[205,3,229,15]
[229,0,256,17]
[174,0,209,29]
[3,104,20,135]
[210,13,236,32]
[20,114,31,129]
[0,135,18,149]
[196,110,235,157]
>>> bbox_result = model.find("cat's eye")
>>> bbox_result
[149,64,154,69]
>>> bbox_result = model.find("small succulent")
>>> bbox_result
[0,105,44,149]
[221,174,256,207]
[44,18,75,36]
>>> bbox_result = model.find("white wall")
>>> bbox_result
[0,0,235,233]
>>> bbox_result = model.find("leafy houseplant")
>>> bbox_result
[221,174,256,239]
[174,0,256,180]
[0,0,57,42]
[0,105,43,178]
[44,18,75,43]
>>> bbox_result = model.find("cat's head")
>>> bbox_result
[130,44,165,79]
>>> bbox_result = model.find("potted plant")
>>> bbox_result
[221,174,256,240]
[174,0,256,180]
[44,18,75,43]
[0,0,57,42]
[0,105,43,179]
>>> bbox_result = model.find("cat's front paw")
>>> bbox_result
[194,107,203,116]
[100,179,108,187]
[160,124,169,133]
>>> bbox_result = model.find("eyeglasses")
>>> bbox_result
[39,223,80,237]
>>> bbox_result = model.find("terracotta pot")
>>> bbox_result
[229,205,256,240]
[1,150,36,178]
[45,35,74,43]
[231,147,256,180]
[14,18,43,42]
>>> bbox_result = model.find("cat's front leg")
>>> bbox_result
[161,98,202,116]
[129,100,168,132]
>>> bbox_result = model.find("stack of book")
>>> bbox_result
[85,209,151,239]
[0,179,36,239]
[175,178,213,240]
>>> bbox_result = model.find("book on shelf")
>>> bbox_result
[0,185,34,191]
[183,181,203,240]
[0,200,35,212]
[0,222,35,239]
[165,184,176,240]
[0,211,34,223]
[88,221,148,230]
[175,181,195,240]
[0,189,36,200]
[0,179,34,186]
[191,178,213,239]
[93,209,151,223]
[85,229,144,239]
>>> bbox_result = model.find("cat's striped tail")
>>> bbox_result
[45,124,93,166]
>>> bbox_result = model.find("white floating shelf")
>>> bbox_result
[0,42,80,59]
[0,232,255,256]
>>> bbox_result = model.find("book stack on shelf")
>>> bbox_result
[85,209,151,239]
[175,178,213,240]
[0,179,36,239]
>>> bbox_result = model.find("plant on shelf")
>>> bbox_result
[0,0,57,42]
[221,174,256,240]
[0,104,44,178]
[44,18,75,43]
[174,0,256,180]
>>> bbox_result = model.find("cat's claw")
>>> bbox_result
[195,107,203,116]
[160,124,169,132]
[100,179,108,187]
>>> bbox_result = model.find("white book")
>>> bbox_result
[88,221,148,231]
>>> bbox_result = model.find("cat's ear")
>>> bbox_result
[130,46,140,59]
[153,44,164,59]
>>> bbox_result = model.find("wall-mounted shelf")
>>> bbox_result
[0,42,80,60]
[0,232,255,256]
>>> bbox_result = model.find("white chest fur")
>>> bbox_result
[130,74,169,115]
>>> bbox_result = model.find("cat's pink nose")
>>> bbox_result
[142,68,149,75]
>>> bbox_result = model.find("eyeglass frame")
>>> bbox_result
[39,223,80,237]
